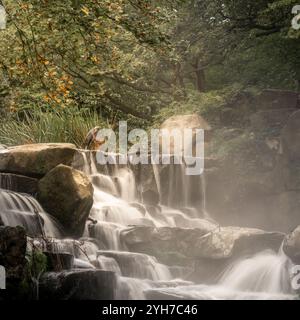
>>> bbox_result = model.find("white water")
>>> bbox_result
[97,250,172,281]
[0,149,297,300]
[146,249,296,300]
[0,189,61,238]
[76,151,297,300]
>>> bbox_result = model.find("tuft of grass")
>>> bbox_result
[0,108,106,147]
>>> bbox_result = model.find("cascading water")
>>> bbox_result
[75,151,297,300]
[145,249,296,300]
[0,188,61,238]
[76,151,217,298]
[0,148,297,300]
[0,174,13,191]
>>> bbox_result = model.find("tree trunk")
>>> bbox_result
[195,58,206,92]
[174,62,185,89]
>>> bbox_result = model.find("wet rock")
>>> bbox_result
[189,226,284,259]
[153,252,193,267]
[0,226,26,280]
[0,143,77,177]
[120,225,212,260]
[39,270,116,300]
[38,165,93,237]
[283,226,300,264]
[0,173,38,195]
[121,225,284,260]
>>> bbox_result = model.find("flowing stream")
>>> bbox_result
[0,151,297,300]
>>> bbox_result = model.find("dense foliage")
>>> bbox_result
[0,0,299,145]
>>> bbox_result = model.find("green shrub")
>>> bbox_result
[0,108,105,147]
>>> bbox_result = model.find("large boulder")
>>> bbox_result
[283,226,300,264]
[0,143,77,177]
[121,225,284,261]
[37,165,94,237]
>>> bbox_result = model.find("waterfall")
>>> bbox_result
[89,222,123,250]
[153,161,205,217]
[115,167,137,202]
[71,151,298,300]
[0,189,61,238]
[1,148,295,300]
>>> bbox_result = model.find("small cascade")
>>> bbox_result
[219,249,293,295]
[0,174,13,191]
[116,277,153,300]
[156,162,204,214]
[0,189,61,238]
[89,222,123,250]
[97,256,122,275]
[145,249,297,300]
[97,251,172,281]
[51,239,99,261]
[115,167,137,202]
